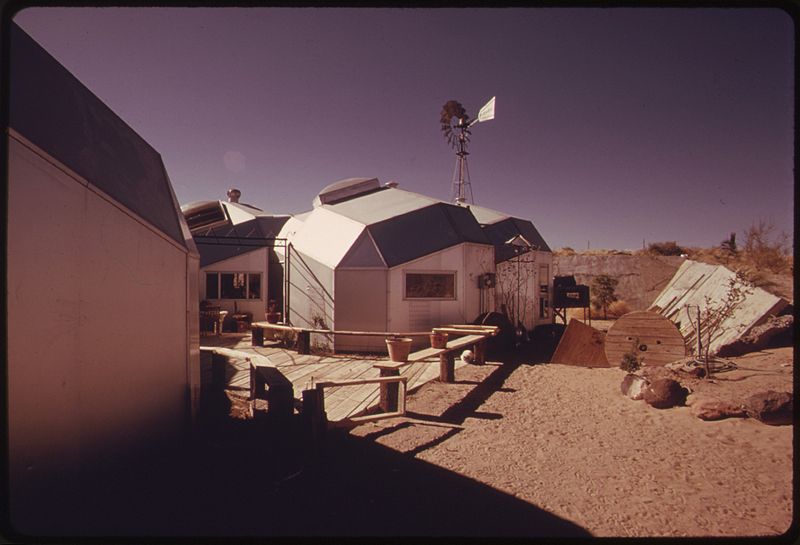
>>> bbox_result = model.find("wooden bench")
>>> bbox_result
[250,321,429,354]
[372,333,492,412]
[249,361,294,418]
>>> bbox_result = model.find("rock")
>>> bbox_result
[744,390,793,426]
[717,314,794,357]
[688,396,747,421]
[620,374,649,400]
[643,378,689,409]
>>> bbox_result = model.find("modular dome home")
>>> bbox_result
[181,190,290,329]
[7,24,199,533]
[270,178,554,352]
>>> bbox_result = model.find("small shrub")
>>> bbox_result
[646,241,687,256]
[620,339,642,373]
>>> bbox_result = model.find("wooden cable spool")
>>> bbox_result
[604,311,686,368]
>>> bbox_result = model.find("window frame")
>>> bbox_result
[403,270,458,301]
[205,271,263,301]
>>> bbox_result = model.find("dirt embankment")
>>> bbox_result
[553,254,685,310]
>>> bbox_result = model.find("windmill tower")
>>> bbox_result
[440,96,495,205]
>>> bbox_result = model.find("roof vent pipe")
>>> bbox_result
[227,188,241,203]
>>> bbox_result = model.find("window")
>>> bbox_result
[206,273,219,299]
[405,272,456,300]
[206,272,261,300]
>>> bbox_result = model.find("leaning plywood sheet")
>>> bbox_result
[648,260,789,356]
[550,319,610,367]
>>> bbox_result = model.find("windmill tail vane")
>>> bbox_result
[440,96,495,205]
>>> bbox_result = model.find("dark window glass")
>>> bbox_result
[206,273,219,299]
[248,273,261,299]
[405,273,455,299]
[220,273,247,299]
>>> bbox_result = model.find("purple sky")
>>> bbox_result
[13,7,794,251]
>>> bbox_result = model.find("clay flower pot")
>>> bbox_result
[430,331,448,349]
[385,337,413,362]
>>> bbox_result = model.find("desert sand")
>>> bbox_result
[350,346,794,537]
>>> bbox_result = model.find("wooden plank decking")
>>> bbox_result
[201,338,466,423]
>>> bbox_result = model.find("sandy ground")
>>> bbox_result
[350,346,794,538]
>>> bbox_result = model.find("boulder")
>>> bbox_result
[717,314,794,357]
[688,396,747,421]
[744,390,793,426]
[620,374,649,400]
[643,378,689,409]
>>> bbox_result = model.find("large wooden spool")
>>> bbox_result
[604,311,686,368]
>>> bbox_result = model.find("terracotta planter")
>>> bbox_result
[430,332,448,349]
[386,337,413,362]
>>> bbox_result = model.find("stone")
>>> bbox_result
[717,314,794,357]
[620,374,649,400]
[643,378,689,409]
[688,396,747,421]
[744,390,793,426]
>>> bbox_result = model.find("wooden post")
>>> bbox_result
[439,351,455,383]
[379,367,401,412]
[268,382,294,418]
[251,325,264,347]
[302,388,327,447]
[211,353,227,391]
[474,340,486,365]
[297,330,311,355]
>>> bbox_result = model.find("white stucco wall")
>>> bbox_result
[201,248,268,320]
[386,243,495,349]
[495,249,554,330]
[333,268,389,352]
[7,134,193,506]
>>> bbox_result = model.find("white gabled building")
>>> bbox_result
[181,193,290,323]
[273,178,554,351]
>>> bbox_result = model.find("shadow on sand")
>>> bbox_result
[8,341,589,539]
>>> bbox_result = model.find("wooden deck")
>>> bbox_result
[201,335,468,423]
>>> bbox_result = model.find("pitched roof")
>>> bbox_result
[291,185,492,269]
[9,23,186,246]
[468,203,552,261]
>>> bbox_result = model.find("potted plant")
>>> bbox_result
[385,336,413,362]
[430,330,448,349]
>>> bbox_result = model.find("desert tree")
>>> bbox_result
[591,274,619,319]
[742,219,791,273]
[685,270,754,379]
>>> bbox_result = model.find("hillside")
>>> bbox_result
[553,254,684,310]
[553,249,793,310]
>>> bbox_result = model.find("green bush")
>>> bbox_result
[620,339,642,373]
[646,241,687,256]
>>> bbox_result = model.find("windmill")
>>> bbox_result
[440,96,495,205]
